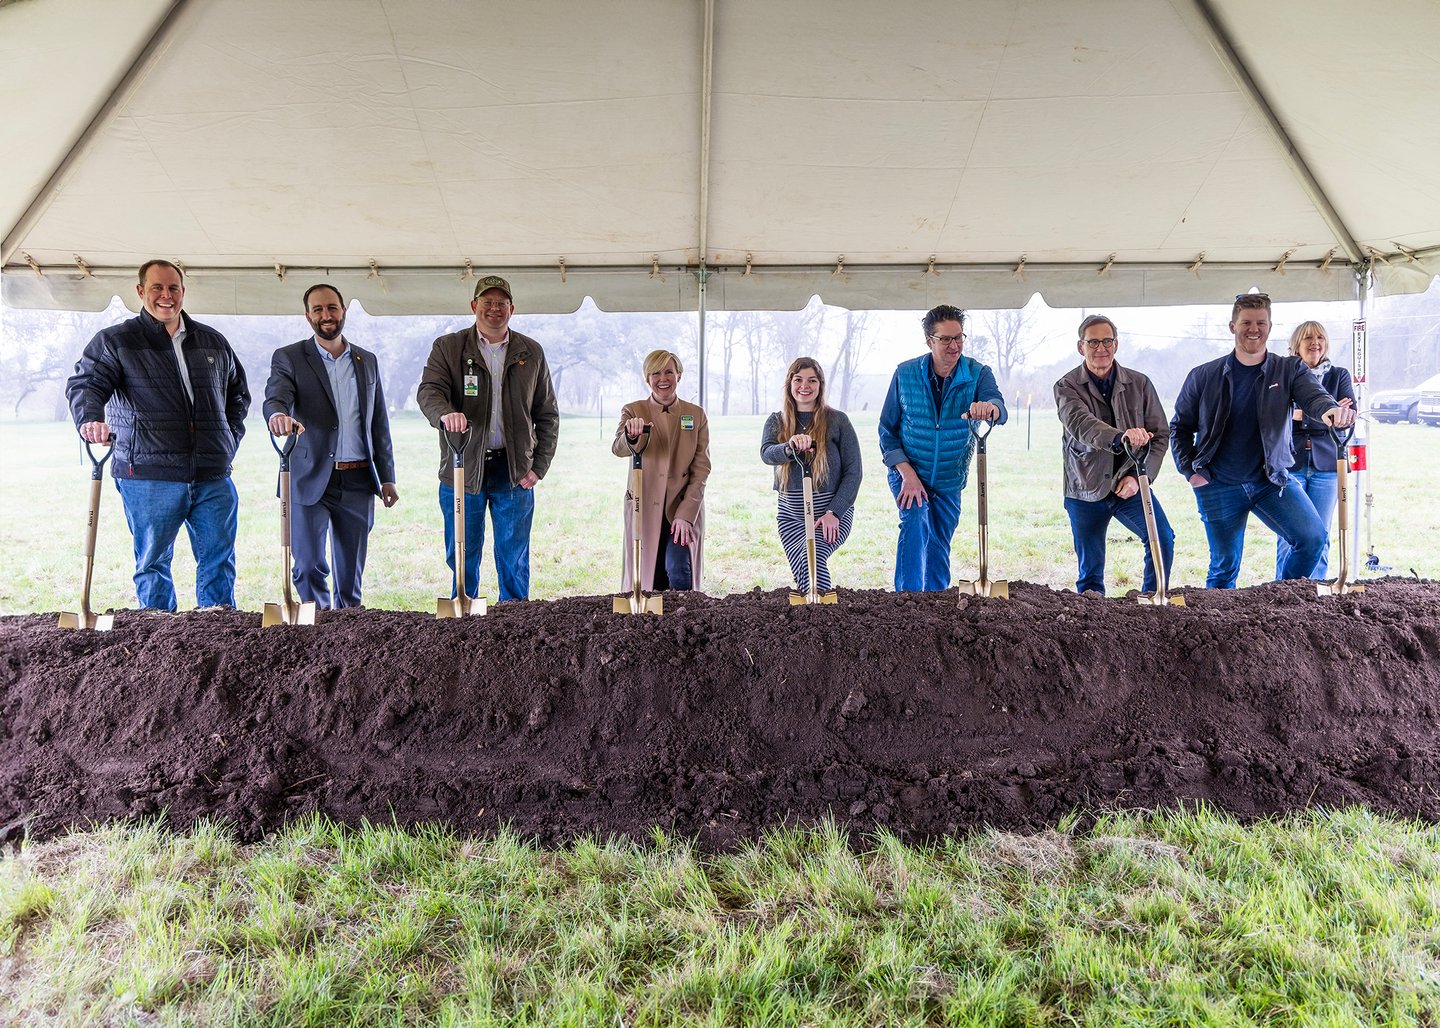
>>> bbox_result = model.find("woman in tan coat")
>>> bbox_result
[612,349,711,591]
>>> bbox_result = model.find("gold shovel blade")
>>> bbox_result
[613,593,663,615]
[790,590,839,605]
[1318,581,1364,596]
[263,600,318,627]
[1136,591,1186,607]
[958,580,1009,599]
[437,595,487,618]
[57,611,114,631]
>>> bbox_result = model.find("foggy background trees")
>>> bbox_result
[3,283,1439,423]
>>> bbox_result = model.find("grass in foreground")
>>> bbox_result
[3,808,1439,1025]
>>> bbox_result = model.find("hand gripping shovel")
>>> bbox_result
[788,448,838,605]
[437,427,487,618]
[956,418,1008,599]
[1319,424,1362,597]
[614,425,663,615]
[1122,438,1184,607]
[262,431,317,628]
[58,438,116,630]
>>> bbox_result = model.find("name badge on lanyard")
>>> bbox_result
[464,374,479,397]
[680,414,694,431]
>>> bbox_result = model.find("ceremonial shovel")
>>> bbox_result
[788,448,837,605]
[1122,438,1184,607]
[437,427,487,618]
[262,431,317,628]
[614,426,663,615]
[1319,424,1362,597]
[58,438,115,631]
[956,418,1008,599]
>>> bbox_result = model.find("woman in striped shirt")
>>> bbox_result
[760,357,864,593]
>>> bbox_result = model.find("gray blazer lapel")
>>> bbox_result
[302,341,339,416]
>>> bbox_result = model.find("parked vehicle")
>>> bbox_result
[1420,374,1440,426]
[1365,373,1440,424]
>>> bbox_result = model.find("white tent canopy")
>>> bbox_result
[3,0,1438,315]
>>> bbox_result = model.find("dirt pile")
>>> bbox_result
[3,580,1439,847]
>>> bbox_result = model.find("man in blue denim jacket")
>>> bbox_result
[879,304,1007,592]
[1170,293,1356,588]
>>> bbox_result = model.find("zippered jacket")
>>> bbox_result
[66,309,250,482]
[416,325,559,490]
[1054,362,1169,501]
[1290,365,1355,471]
[878,353,1007,493]
[1170,351,1341,488]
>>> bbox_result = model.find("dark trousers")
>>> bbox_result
[1063,492,1175,595]
[653,516,693,590]
[290,466,376,608]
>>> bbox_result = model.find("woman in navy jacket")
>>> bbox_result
[1278,321,1355,580]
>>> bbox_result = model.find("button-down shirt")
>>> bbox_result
[314,338,365,462]
[478,334,508,449]
[171,323,194,404]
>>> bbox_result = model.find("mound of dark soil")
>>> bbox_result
[3,581,1439,847]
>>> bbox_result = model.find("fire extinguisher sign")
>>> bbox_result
[1352,318,1367,383]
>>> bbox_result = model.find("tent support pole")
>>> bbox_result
[696,265,711,408]
[2,0,196,265]
[1354,264,1374,574]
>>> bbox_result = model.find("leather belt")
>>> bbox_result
[334,459,370,471]
[483,448,506,462]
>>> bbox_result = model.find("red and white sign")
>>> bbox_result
[1352,318,1367,383]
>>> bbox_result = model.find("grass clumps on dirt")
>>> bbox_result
[3,807,1440,1025]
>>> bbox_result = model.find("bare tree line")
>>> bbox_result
[5,288,1440,422]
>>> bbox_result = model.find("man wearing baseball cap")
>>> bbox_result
[416,275,559,600]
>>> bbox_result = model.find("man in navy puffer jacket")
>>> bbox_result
[66,260,251,610]
[1170,293,1355,589]
[879,304,1007,592]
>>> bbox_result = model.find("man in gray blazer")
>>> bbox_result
[263,284,399,607]
[1054,314,1174,596]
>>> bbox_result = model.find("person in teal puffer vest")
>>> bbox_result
[878,304,1008,591]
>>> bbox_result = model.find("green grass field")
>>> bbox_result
[1,414,1434,613]
[4,809,1439,1024]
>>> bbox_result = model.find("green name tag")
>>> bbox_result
[680,415,694,431]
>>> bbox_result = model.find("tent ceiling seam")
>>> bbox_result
[0,0,194,267]
[1189,0,1364,266]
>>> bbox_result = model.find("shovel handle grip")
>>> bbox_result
[82,437,114,479]
[442,425,473,462]
[963,414,995,448]
[1120,438,1149,478]
[1328,423,1355,450]
[625,423,652,456]
[269,429,299,459]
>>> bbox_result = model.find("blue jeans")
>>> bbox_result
[653,517,693,590]
[1193,478,1325,588]
[1064,492,1175,595]
[889,467,963,592]
[1276,468,1338,580]
[438,456,535,602]
[114,477,239,611]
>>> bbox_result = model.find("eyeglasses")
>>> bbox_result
[928,334,965,346]
[1082,337,1117,350]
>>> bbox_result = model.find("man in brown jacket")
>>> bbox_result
[1054,314,1175,596]
[416,275,559,601]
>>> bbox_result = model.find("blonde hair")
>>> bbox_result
[1289,321,1330,359]
[643,349,683,380]
[775,357,831,492]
